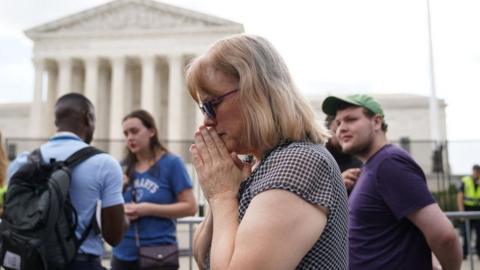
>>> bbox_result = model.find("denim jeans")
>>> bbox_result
[462,219,480,256]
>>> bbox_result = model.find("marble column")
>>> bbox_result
[167,54,186,156]
[109,57,126,159]
[141,55,155,114]
[57,58,72,97]
[30,58,44,137]
[45,67,58,136]
[84,57,99,109]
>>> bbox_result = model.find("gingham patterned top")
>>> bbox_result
[238,141,349,269]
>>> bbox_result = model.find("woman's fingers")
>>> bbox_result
[194,130,212,165]
[200,127,222,158]
[209,128,230,159]
[191,126,245,200]
[190,144,204,170]
[195,127,231,165]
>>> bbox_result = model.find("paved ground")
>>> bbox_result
[462,255,480,270]
[102,256,478,270]
[462,259,478,270]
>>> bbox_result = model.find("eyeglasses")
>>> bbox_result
[200,89,239,119]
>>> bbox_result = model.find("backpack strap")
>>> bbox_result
[63,146,103,169]
[62,146,103,249]
[27,148,43,164]
[76,211,99,249]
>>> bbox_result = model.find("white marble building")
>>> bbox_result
[23,0,243,158]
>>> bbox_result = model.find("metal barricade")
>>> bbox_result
[178,217,204,270]
[445,211,480,270]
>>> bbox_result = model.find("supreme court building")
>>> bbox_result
[25,0,243,158]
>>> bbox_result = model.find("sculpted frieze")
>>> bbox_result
[47,4,217,33]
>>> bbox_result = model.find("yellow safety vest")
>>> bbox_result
[462,176,480,207]
[0,185,6,206]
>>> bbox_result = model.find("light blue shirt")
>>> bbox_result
[8,132,124,256]
[7,151,28,181]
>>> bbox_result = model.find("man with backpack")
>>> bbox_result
[2,93,127,270]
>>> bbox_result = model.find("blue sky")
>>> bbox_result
[0,0,479,172]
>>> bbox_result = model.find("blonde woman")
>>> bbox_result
[187,34,348,270]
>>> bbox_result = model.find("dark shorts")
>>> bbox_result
[65,254,106,270]
[111,256,179,270]
[111,256,139,270]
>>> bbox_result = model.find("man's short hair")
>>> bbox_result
[325,115,335,128]
[55,93,93,109]
[55,93,94,127]
[474,164,480,171]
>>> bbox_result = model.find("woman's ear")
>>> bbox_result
[148,128,156,138]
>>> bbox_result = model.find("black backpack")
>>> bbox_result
[0,146,102,270]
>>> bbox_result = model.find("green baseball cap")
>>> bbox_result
[322,94,384,116]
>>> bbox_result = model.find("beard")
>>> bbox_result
[341,136,373,158]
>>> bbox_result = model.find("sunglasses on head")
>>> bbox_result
[199,88,239,118]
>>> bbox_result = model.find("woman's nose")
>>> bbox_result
[202,113,217,127]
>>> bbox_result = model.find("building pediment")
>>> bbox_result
[25,0,243,38]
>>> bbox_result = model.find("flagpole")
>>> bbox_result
[426,0,440,145]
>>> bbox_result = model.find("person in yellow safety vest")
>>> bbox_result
[457,164,480,259]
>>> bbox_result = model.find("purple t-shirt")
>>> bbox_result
[349,144,435,270]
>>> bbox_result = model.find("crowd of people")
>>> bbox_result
[0,33,474,270]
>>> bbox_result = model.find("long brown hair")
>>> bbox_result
[0,131,8,187]
[122,110,168,179]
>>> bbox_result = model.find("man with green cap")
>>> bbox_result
[322,94,461,270]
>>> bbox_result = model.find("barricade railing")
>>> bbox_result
[3,213,477,269]
[445,211,480,270]
[178,217,204,270]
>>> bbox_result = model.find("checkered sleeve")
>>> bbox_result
[249,143,337,210]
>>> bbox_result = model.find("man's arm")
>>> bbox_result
[99,157,127,246]
[408,203,462,270]
[101,204,127,246]
[456,192,464,212]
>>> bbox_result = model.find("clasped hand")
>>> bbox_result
[342,168,361,190]
[190,127,252,202]
[124,202,143,221]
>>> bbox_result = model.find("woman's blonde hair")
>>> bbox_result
[186,34,328,151]
[0,131,8,187]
